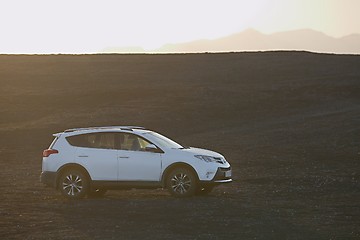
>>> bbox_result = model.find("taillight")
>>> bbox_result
[43,149,58,157]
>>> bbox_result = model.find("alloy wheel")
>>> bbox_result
[62,174,83,196]
[171,173,192,194]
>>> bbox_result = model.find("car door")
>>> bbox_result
[71,133,118,181]
[117,133,162,181]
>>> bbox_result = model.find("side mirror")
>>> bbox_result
[145,144,162,153]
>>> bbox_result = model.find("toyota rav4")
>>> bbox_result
[40,126,232,199]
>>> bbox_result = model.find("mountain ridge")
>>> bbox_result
[103,29,360,54]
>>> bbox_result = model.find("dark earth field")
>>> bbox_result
[0,52,359,239]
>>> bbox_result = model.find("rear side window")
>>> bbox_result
[66,133,116,149]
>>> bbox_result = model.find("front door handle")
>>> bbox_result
[78,155,88,157]
[118,156,129,159]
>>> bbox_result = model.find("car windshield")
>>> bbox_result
[144,132,184,149]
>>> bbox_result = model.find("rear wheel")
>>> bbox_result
[59,169,89,199]
[166,167,198,198]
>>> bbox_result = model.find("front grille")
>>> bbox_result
[219,167,231,171]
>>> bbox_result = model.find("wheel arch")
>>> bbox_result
[161,162,199,188]
[56,163,92,190]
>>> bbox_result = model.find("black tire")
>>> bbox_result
[196,185,215,196]
[166,167,198,198]
[88,188,107,198]
[59,169,89,199]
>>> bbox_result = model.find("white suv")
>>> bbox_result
[40,126,232,199]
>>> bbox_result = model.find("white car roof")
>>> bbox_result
[53,126,150,137]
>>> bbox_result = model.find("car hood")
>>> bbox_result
[180,147,224,158]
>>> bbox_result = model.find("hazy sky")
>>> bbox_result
[1,0,359,53]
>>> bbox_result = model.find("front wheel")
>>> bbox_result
[166,168,198,198]
[59,169,89,199]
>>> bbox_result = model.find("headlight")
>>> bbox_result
[194,155,219,163]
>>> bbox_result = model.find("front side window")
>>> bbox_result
[118,133,152,151]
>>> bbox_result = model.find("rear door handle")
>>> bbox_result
[78,155,88,157]
[118,156,129,159]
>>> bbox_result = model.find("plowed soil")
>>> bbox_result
[0,52,359,239]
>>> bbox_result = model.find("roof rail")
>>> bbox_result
[64,126,145,133]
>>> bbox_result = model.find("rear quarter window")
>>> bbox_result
[66,134,88,147]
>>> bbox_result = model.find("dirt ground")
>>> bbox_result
[0,52,359,239]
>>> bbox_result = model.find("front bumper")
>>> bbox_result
[200,167,232,184]
[212,167,232,182]
[40,171,57,188]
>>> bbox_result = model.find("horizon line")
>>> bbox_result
[0,50,359,57]
[1,28,360,55]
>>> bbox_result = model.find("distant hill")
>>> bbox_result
[156,29,360,54]
[103,29,360,54]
